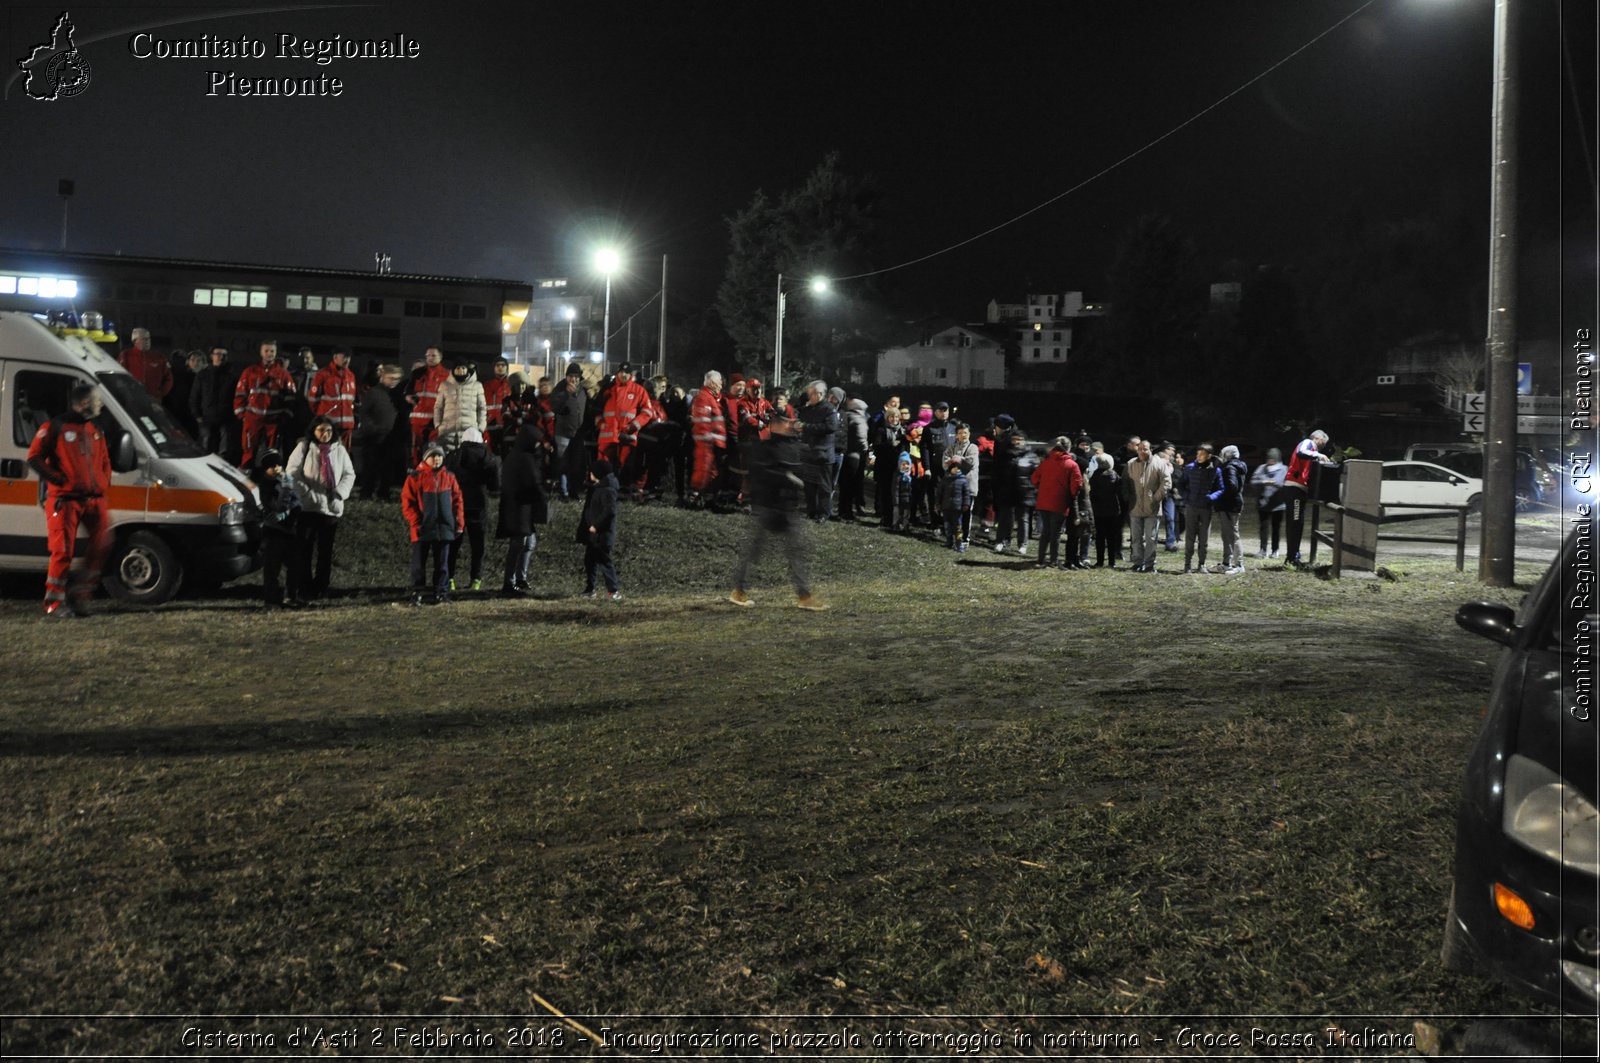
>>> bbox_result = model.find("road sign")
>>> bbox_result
[1517,363,1532,395]
[1461,392,1485,413]
[1517,394,1563,415]
[1463,412,1485,433]
[1517,415,1565,434]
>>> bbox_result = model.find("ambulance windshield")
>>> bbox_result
[96,372,206,459]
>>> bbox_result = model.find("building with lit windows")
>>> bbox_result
[0,248,531,373]
[877,323,1007,389]
[986,290,1106,366]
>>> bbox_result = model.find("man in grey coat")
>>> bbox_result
[797,379,839,522]
[1126,438,1172,573]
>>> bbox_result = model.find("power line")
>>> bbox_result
[834,0,1381,283]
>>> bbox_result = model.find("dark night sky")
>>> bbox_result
[0,0,1590,331]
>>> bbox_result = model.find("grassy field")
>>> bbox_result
[0,497,1574,1056]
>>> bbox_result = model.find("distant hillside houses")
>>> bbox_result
[987,290,1106,368]
[877,323,1007,389]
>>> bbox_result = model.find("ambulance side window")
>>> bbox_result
[12,370,78,446]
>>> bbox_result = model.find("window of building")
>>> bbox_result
[342,297,359,313]
[1052,347,1061,359]
[937,368,948,379]
[307,296,324,311]
[1052,331,1062,341]
[249,292,267,309]
[286,294,302,310]
[461,305,486,320]
[193,288,212,305]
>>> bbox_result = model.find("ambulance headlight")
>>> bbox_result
[218,501,248,525]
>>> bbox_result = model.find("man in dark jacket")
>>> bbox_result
[549,364,589,498]
[353,364,403,500]
[728,413,828,611]
[190,345,237,459]
[496,422,549,596]
[577,458,621,599]
[444,427,502,591]
[797,379,839,522]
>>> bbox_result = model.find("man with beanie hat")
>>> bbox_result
[577,457,621,599]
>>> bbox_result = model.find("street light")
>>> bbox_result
[561,304,575,362]
[594,248,620,371]
[543,339,552,382]
[774,273,830,387]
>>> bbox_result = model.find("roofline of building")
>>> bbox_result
[0,246,532,290]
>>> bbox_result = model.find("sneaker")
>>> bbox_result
[500,584,527,598]
[470,578,483,592]
[448,577,457,592]
[796,595,829,611]
[994,542,1007,554]
[408,593,425,607]
[728,590,754,607]
[1182,566,1192,574]
[608,590,623,601]
[1257,548,1268,559]
[44,601,76,619]
[1226,565,1245,574]
[1269,549,1281,559]
[957,542,967,554]
[582,589,597,598]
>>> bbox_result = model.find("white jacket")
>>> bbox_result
[433,375,487,446]
[286,440,357,518]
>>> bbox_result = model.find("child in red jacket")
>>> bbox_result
[401,442,465,605]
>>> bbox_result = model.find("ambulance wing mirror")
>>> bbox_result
[110,433,138,473]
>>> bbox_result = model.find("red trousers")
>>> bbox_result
[691,443,722,493]
[45,496,112,608]
[240,415,282,467]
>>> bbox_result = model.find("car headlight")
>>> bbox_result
[1503,753,1600,876]
[218,501,248,525]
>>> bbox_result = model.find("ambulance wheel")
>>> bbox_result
[105,530,182,606]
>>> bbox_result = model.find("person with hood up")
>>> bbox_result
[577,457,622,600]
[1251,447,1288,558]
[1211,444,1250,573]
[496,421,549,597]
[444,426,502,592]
[1030,437,1083,569]
[401,441,465,605]
[837,397,871,521]
[433,357,487,452]
[727,413,828,610]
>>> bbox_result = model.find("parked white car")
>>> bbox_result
[1380,460,1483,518]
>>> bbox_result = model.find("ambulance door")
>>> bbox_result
[0,362,81,564]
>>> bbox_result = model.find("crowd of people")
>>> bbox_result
[23,333,1343,616]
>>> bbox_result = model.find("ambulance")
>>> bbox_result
[0,310,259,604]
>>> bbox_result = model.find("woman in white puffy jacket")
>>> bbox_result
[286,415,357,601]
[433,358,487,451]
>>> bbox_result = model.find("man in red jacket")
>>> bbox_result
[688,370,726,504]
[597,363,655,481]
[405,346,451,464]
[307,348,357,447]
[233,340,297,467]
[118,328,173,400]
[27,382,113,616]
[482,357,512,452]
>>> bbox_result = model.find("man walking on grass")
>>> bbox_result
[728,413,827,611]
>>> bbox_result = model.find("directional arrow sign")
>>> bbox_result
[1463,392,1485,413]
[1463,412,1485,433]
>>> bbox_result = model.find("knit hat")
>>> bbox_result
[729,372,744,385]
[423,442,446,459]
[994,414,1015,429]
[256,448,283,472]
[566,362,584,377]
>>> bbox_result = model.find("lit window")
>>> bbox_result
[18,277,38,295]
[194,288,212,305]
[58,280,78,298]
[249,292,267,309]
[37,278,59,297]
[286,294,302,310]
[0,276,15,294]
[307,296,324,311]
[343,297,358,313]
[229,290,247,307]
[212,288,228,306]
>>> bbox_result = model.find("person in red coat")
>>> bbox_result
[307,349,357,448]
[1030,437,1083,569]
[597,363,655,481]
[233,340,297,467]
[482,357,512,452]
[688,370,726,503]
[400,442,465,605]
[118,328,173,400]
[27,382,113,616]
[405,346,451,464]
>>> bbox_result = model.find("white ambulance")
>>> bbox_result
[0,310,259,604]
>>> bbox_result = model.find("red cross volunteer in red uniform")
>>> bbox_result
[27,382,113,617]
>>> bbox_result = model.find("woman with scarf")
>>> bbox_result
[287,414,357,600]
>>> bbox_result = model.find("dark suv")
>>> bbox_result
[1447,514,1598,1052]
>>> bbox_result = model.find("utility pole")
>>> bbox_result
[1480,0,1518,586]
[658,254,668,378]
[58,179,73,251]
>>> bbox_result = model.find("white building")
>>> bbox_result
[877,324,1006,389]
[988,291,1105,366]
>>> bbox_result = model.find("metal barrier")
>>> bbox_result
[1310,501,1472,576]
